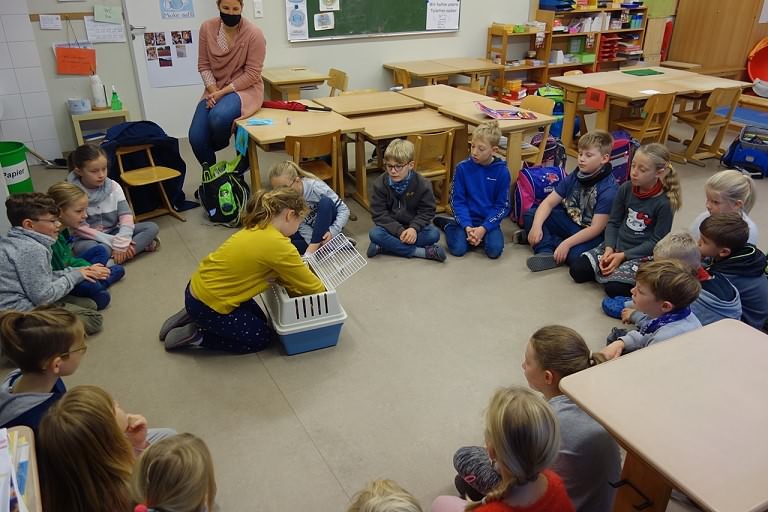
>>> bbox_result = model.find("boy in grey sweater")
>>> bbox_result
[0,193,103,334]
[603,259,702,359]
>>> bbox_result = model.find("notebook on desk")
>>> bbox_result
[475,102,537,120]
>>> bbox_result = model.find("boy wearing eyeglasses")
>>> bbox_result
[0,193,102,334]
[367,139,446,262]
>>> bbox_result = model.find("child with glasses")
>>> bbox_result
[366,138,446,262]
[0,306,87,432]
[0,193,103,334]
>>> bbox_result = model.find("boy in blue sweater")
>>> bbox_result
[699,212,768,330]
[434,120,510,259]
[602,259,702,359]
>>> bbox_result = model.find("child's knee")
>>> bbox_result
[569,256,595,283]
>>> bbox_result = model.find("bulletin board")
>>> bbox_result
[287,0,461,42]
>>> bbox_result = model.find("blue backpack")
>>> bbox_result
[610,130,639,185]
[721,126,768,179]
[512,166,567,227]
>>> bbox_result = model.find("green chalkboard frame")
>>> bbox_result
[286,0,461,42]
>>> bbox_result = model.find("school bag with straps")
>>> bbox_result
[609,130,639,184]
[511,165,567,227]
[197,155,250,227]
[529,133,567,170]
[721,125,768,179]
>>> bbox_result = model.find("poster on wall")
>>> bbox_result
[160,0,195,19]
[286,0,308,41]
[426,0,460,31]
[144,29,201,87]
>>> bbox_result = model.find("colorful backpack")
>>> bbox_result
[197,155,250,227]
[529,133,567,170]
[721,125,768,179]
[609,130,639,184]
[512,166,567,227]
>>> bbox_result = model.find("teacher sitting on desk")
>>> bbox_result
[188,0,266,167]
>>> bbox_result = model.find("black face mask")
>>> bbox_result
[220,12,241,27]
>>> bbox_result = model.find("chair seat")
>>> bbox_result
[301,160,334,182]
[120,166,181,186]
[416,160,448,179]
[675,110,728,126]
[614,118,665,132]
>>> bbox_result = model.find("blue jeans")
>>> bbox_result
[523,206,603,266]
[68,245,125,310]
[188,93,242,166]
[444,221,504,259]
[368,225,440,258]
[185,284,274,354]
[290,196,337,254]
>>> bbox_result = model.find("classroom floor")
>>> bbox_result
[9,123,767,512]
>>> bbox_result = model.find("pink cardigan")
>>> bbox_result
[197,17,266,118]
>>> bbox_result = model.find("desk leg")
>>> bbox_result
[353,133,370,210]
[562,89,579,157]
[268,84,283,100]
[285,87,301,101]
[506,131,523,184]
[595,100,612,131]
[247,139,261,192]
[612,451,672,512]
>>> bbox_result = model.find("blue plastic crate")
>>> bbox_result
[277,321,345,355]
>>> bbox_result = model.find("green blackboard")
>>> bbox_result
[287,0,461,42]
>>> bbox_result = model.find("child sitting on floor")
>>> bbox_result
[522,130,618,272]
[347,479,423,512]
[690,169,758,245]
[67,143,160,265]
[602,259,701,360]
[269,160,351,255]
[367,138,446,262]
[434,120,511,259]
[699,212,768,330]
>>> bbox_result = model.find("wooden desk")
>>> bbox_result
[351,109,466,209]
[383,60,458,85]
[551,68,749,156]
[560,320,768,512]
[313,91,423,117]
[437,100,555,182]
[432,57,505,88]
[236,100,363,191]
[397,84,490,109]
[261,67,329,100]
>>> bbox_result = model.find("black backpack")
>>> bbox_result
[197,156,250,227]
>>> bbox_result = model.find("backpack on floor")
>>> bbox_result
[529,133,567,171]
[721,125,768,179]
[512,166,567,227]
[197,155,250,227]
[610,130,639,184]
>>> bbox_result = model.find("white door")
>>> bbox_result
[121,0,221,138]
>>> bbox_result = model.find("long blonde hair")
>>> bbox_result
[529,325,606,380]
[38,385,134,512]
[47,181,87,210]
[268,160,319,182]
[240,188,308,229]
[132,433,217,512]
[706,169,756,213]
[636,143,681,211]
[347,479,423,512]
[466,386,560,511]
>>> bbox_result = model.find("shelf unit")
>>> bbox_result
[485,6,648,98]
[71,110,130,146]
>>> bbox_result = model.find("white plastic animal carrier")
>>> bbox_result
[260,234,365,355]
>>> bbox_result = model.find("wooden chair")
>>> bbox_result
[613,92,676,144]
[564,69,592,137]
[392,68,412,89]
[327,68,348,96]
[285,130,343,197]
[115,144,185,222]
[519,95,555,166]
[406,130,455,212]
[672,87,741,166]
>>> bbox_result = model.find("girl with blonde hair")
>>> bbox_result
[269,160,351,255]
[159,188,325,352]
[132,433,217,512]
[433,385,573,512]
[690,169,758,245]
[452,326,620,512]
[47,181,125,310]
[570,143,680,298]
[347,479,423,512]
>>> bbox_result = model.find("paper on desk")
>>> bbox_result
[39,15,62,30]
[639,89,661,94]
[247,118,273,126]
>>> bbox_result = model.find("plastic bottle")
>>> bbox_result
[110,85,123,111]
[90,75,108,110]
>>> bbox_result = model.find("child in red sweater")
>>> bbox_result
[431,386,574,512]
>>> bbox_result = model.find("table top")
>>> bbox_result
[236,100,363,145]
[397,84,490,108]
[313,91,424,116]
[432,57,505,73]
[438,100,555,131]
[382,60,458,77]
[352,108,465,139]
[550,67,695,88]
[560,319,768,512]
[261,67,329,86]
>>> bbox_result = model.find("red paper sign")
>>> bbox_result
[56,47,96,76]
